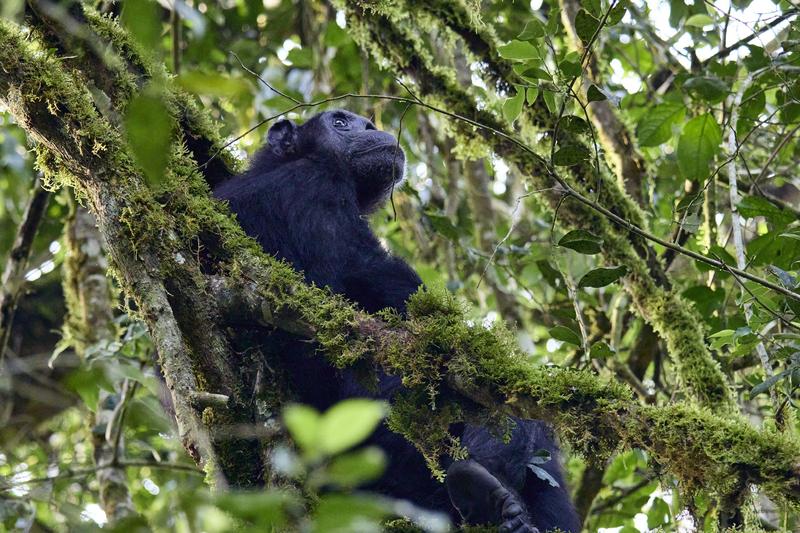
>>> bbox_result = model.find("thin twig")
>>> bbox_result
[701,8,798,66]
[229,51,302,105]
[477,188,555,288]
[0,459,202,491]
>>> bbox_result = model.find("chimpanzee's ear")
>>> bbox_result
[267,119,297,157]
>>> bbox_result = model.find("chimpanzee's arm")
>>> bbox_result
[341,254,423,314]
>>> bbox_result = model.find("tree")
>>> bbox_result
[0,0,798,531]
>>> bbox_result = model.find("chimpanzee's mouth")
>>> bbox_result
[350,142,403,157]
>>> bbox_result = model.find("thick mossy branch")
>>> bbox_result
[340,0,734,410]
[0,20,259,487]
[26,1,240,185]
[212,277,800,504]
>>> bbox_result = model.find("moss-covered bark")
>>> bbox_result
[0,20,259,487]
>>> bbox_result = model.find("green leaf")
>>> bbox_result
[586,84,608,102]
[553,144,591,166]
[682,285,725,316]
[125,92,174,186]
[635,102,684,147]
[559,58,582,77]
[575,10,600,43]
[176,71,251,98]
[126,397,173,434]
[751,367,794,397]
[326,447,386,488]
[647,498,671,529]
[685,13,714,27]
[518,19,545,40]
[318,399,387,455]
[743,45,770,71]
[498,40,541,60]
[526,86,539,105]
[542,89,558,114]
[549,325,582,345]
[676,114,722,179]
[590,341,615,359]
[536,259,565,290]
[283,404,321,456]
[122,0,161,49]
[684,76,729,103]
[312,494,390,533]
[216,491,294,527]
[518,66,551,81]
[578,265,628,288]
[503,88,526,124]
[561,115,591,134]
[737,196,795,226]
[581,0,602,16]
[558,229,603,254]
[607,1,628,25]
[287,47,312,68]
[65,366,108,412]
[708,329,735,350]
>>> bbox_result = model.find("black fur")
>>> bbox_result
[214,110,579,532]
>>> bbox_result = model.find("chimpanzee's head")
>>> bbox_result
[265,110,405,213]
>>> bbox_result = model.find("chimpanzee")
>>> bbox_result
[214,110,580,533]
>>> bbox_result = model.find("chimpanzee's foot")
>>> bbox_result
[446,459,539,533]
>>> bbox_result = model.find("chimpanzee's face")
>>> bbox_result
[266,110,406,213]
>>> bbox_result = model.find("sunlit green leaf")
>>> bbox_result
[318,399,387,455]
[503,88,526,124]
[498,40,541,60]
[326,447,386,488]
[283,404,321,456]
[685,14,714,27]
[177,71,251,97]
[124,92,174,186]
[122,0,161,50]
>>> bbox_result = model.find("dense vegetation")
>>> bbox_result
[0,0,798,531]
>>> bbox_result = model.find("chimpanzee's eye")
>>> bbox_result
[333,117,348,128]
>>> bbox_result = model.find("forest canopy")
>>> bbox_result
[0,0,799,531]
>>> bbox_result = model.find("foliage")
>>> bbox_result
[0,0,798,531]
